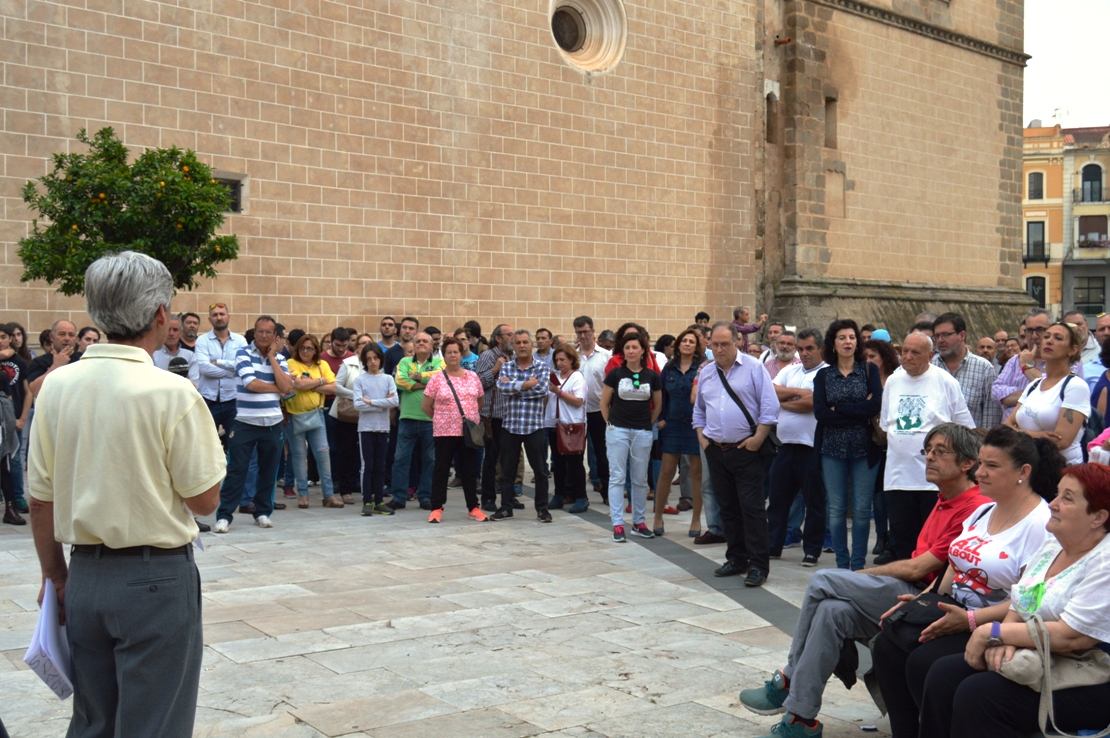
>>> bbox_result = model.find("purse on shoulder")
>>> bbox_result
[996,614,1110,738]
[444,373,484,450]
[552,373,586,455]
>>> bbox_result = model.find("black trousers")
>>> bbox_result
[432,435,479,511]
[384,419,399,489]
[586,411,609,499]
[919,652,1110,738]
[704,444,768,573]
[548,427,586,501]
[886,489,937,560]
[500,428,549,512]
[766,443,826,558]
[480,417,503,505]
[358,431,389,504]
[872,627,971,738]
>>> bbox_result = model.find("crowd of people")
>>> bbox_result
[10,256,1110,738]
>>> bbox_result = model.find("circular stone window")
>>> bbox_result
[549,0,626,72]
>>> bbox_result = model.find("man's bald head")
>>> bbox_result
[901,332,933,377]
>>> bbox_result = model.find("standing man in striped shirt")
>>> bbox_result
[213,316,293,533]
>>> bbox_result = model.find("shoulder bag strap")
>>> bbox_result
[715,366,758,432]
[551,372,563,422]
[443,372,470,423]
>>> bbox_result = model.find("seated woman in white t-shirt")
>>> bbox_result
[545,344,588,513]
[872,425,1065,738]
[918,462,1110,738]
[1004,321,1090,466]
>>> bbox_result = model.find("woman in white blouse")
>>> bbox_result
[545,344,588,513]
[1004,322,1089,465]
[919,462,1110,737]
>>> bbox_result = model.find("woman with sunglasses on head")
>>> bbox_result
[1004,322,1089,466]
[284,334,340,508]
[601,330,663,542]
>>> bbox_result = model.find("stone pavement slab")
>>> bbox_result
[0,483,891,737]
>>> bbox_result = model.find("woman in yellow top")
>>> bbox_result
[285,334,340,508]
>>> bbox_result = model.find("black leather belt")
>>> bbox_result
[707,438,747,450]
[72,544,190,557]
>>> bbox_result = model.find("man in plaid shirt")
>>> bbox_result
[931,312,1002,429]
[491,329,552,521]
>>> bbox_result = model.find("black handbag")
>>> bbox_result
[444,373,484,449]
[715,367,780,459]
[883,591,964,653]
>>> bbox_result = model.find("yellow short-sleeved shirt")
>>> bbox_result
[284,358,336,415]
[28,344,226,548]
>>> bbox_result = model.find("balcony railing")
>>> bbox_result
[1024,242,1049,265]
[1074,188,1108,203]
[1079,238,1110,249]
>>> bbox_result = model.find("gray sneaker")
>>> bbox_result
[739,669,789,715]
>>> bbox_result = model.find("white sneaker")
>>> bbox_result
[213,519,230,534]
[255,515,273,529]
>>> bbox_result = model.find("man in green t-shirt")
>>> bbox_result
[388,332,444,510]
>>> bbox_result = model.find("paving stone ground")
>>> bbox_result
[0,482,891,737]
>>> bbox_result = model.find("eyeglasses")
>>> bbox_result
[933,331,959,341]
[299,344,316,351]
[574,329,593,336]
[209,303,227,310]
[920,448,955,457]
[1027,326,1047,335]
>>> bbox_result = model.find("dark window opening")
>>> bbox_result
[217,179,242,213]
[552,7,586,53]
[824,97,837,149]
[1026,277,1046,309]
[1082,164,1103,202]
[765,94,778,144]
[1027,172,1043,200]
[1075,276,1106,315]
[1026,221,1045,260]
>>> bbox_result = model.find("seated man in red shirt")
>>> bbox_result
[738,422,989,738]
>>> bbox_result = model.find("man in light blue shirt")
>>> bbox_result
[693,322,780,587]
[193,303,247,445]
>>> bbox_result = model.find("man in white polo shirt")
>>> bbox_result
[213,316,292,533]
[153,315,196,378]
[29,251,225,738]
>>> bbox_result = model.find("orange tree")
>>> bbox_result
[18,127,238,296]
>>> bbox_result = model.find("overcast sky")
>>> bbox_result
[1024,0,1110,128]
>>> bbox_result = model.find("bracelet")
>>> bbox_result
[967,609,977,632]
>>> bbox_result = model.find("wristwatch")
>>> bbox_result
[1022,362,1036,371]
[986,621,1004,649]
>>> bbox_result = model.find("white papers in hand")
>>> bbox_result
[22,583,74,700]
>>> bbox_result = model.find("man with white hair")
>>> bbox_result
[879,332,974,562]
[29,251,225,738]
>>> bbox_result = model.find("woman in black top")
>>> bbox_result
[813,319,883,570]
[601,330,662,543]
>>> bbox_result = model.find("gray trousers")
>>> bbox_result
[782,569,917,720]
[66,547,203,738]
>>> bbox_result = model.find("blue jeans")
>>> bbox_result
[11,427,24,500]
[289,413,335,498]
[699,445,723,535]
[821,455,880,570]
[359,431,390,504]
[218,421,284,524]
[606,426,652,527]
[390,419,434,503]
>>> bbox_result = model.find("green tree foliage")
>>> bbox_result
[18,127,239,296]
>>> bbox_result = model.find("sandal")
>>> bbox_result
[323,496,344,508]
[298,497,310,509]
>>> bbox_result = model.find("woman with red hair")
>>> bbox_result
[918,462,1110,737]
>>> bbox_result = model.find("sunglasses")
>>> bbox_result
[209,302,227,310]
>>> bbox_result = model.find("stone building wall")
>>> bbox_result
[0,0,758,337]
